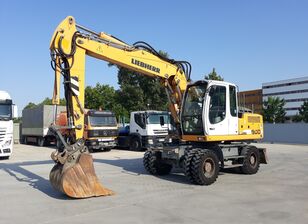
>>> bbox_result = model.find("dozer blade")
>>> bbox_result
[49,153,114,198]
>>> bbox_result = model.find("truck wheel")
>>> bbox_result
[37,137,45,147]
[143,151,172,175]
[23,137,28,145]
[56,139,64,152]
[130,137,142,151]
[240,146,260,174]
[190,149,219,185]
[103,148,111,152]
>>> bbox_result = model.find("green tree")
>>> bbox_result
[39,97,66,106]
[85,83,116,111]
[115,50,169,114]
[298,101,308,123]
[204,68,224,81]
[24,102,37,110]
[263,97,286,123]
[24,97,66,111]
[292,113,302,123]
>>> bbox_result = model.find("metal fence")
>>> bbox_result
[262,123,308,144]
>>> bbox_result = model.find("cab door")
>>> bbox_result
[205,84,229,136]
[228,85,238,135]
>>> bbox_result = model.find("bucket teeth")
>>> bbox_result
[50,153,114,198]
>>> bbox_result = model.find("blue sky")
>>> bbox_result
[1,0,308,112]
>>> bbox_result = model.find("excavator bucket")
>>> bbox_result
[49,153,114,198]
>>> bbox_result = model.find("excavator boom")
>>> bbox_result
[49,16,190,198]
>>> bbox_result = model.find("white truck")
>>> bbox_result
[0,91,17,159]
[118,110,173,151]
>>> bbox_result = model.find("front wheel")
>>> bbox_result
[130,137,142,151]
[143,151,172,175]
[37,137,45,147]
[190,149,219,185]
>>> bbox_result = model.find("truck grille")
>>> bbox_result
[0,128,6,143]
[153,129,168,135]
[88,129,118,138]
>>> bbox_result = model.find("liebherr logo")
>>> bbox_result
[131,58,160,74]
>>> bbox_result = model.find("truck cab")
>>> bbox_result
[118,110,172,151]
[84,110,118,152]
[0,91,17,159]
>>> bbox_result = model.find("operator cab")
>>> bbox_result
[181,80,238,137]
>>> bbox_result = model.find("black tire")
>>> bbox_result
[183,148,198,183]
[103,147,112,152]
[143,150,172,175]
[37,137,45,147]
[88,147,94,153]
[23,136,28,145]
[190,149,219,185]
[240,146,260,174]
[130,137,142,151]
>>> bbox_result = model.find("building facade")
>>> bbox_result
[262,76,308,117]
[238,89,263,114]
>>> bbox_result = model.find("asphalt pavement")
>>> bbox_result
[0,143,307,224]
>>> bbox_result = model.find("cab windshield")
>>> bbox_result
[89,115,117,127]
[147,113,170,125]
[0,104,12,120]
[181,83,207,135]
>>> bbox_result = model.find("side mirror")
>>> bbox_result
[160,116,165,126]
[13,105,18,118]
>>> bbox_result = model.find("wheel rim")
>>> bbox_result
[132,140,139,149]
[202,158,215,178]
[249,153,257,167]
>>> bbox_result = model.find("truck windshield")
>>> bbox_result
[147,113,170,125]
[181,83,207,135]
[89,115,117,127]
[0,104,12,120]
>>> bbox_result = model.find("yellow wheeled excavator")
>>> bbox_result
[49,16,267,198]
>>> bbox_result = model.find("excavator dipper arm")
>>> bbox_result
[49,16,189,198]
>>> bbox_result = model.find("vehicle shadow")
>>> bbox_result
[94,158,193,185]
[0,160,68,200]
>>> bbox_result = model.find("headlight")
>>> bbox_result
[148,139,154,144]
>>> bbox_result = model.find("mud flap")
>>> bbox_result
[258,148,268,164]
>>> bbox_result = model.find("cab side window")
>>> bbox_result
[229,85,237,117]
[209,85,226,124]
[134,113,146,129]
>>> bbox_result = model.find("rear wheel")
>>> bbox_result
[143,150,172,175]
[24,137,27,145]
[190,149,219,185]
[103,147,112,152]
[240,146,260,174]
[130,137,142,151]
[37,137,45,147]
